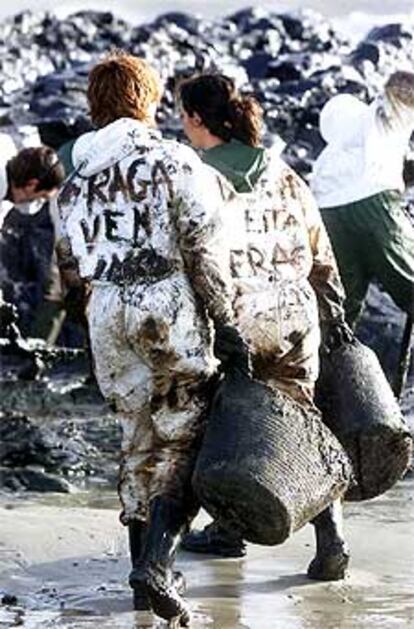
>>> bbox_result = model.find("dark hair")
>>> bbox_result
[7,146,65,190]
[178,74,263,147]
[87,50,162,128]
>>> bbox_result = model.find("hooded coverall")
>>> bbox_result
[57,118,233,524]
[202,140,346,405]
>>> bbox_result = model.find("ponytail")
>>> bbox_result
[226,94,262,147]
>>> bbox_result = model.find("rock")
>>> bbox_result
[37,115,93,151]
[0,7,412,183]
[349,42,381,67]
[153,12,200,35]
[1,593,18,606]
[243,52,275,80]
[366,23,413,45]
[0,467,72,493]
[267,59,304,82]
[0,408,120,488]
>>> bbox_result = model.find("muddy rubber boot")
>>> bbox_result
[128,520,151,611]
[307,500,350,581]
[140,496,191,626]
[181,520,246,558]
[128,519,186,611]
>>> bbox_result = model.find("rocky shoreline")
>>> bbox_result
[1,8,414,173]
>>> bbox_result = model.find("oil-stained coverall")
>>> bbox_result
[211,145,347,405]
[57,117,233,524]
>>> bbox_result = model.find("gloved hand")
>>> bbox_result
[214,323,250,374]
[64,283,90,326]
[321,319,354,352]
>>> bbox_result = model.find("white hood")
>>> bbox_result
[319,94,368,147]
[312,93,414,207]
[72,118,161,177]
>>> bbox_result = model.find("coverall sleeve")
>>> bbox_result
[54,185,83,289]
[297,173,347,323]
[173,154,234,325]
[55,236,84,289]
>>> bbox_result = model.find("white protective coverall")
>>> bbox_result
[57,118,233,523]
[216,148,346,404]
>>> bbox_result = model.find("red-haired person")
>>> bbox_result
[56,52,246,626]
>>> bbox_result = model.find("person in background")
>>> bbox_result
[0,144,65,339]
[0,143,63,214]
[177,73,353,580]
[56,52,246,626]
[311,71,414,328]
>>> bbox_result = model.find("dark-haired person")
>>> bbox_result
[312,71,414,328]
[178,73,353,580]
[0,142,66,339]
[0,143,64,213]
[56,52,246,626]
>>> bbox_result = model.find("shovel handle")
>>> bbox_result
[393,314,413,400]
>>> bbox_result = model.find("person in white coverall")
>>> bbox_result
[312,71,414,327]
[56,52,247,627]
[177,74,353,580]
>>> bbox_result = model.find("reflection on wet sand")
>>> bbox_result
[0,474,413,628]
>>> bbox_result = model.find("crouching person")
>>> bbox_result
[56,52,243,626]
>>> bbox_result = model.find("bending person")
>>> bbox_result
[311,71,414,328]
[177,73,352,580]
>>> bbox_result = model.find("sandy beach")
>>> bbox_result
[0,472,413,628]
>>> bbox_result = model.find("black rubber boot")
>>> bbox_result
[128,520,151,611]
[128,519,186,612]
[139,496,191,626]
[307,500,350,581]
[181,520,246,558]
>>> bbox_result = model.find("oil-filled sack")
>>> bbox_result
[316,339,413,501]
[193,368,352,545]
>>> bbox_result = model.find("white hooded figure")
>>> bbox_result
[311,72,414,326]
[60,118,233,485]
[56,52,242,626]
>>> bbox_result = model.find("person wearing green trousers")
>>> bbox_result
[311,72,414,328]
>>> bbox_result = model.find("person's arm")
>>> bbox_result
[294,170,353,346]
[173,152,233,325]
[173,150,250,371]
[55,235,83,289]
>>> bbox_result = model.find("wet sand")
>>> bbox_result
[0,473,413,628]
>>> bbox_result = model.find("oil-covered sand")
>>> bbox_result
[0,472,413,628]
